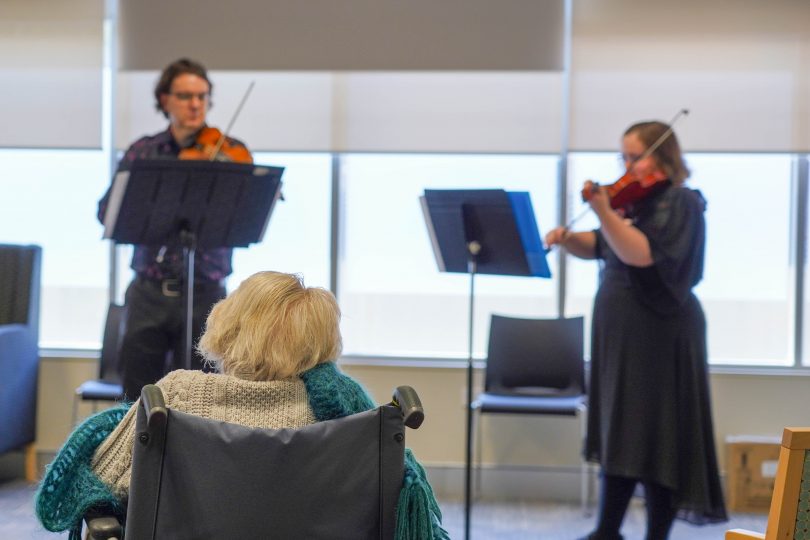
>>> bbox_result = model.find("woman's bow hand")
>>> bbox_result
[544,226,570,250]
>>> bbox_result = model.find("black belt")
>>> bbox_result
[136,275,224,298]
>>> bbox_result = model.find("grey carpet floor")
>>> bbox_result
[2,479,768,539]
[439,498,768,539]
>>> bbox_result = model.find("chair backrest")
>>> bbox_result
[0,244,41,336]
[125,386,408,540]
[485,315,585,396]
[765,427,810,539]
[99,304,126,382]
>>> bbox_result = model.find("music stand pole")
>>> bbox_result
[464,240,481,540]
[181,228,196,370]
[420,188,551,540]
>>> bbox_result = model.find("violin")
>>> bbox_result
[581,169,669,211]
[179,126,253,163]
[581,108,688,212]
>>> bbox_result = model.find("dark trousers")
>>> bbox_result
[120,277,226,400]
[589,474,678,540]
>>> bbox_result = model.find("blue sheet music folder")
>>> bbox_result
[421,189,551,278]
[507,191,551,278]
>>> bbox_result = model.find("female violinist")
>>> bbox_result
[96,58,253,401]
[545,120,727,539]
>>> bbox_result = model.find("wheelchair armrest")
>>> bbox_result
[85,511,123,540]
[392,385,424,429]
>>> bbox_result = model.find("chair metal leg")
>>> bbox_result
[474,407,482,499]
[71,393,79,427]
[578,404,591,516]
[24,443,37,482]
[581,456,590,515]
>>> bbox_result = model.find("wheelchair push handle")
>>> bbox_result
[392,385,424,429]
[140,384,167,428]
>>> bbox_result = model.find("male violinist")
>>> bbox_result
[97,58,252,400]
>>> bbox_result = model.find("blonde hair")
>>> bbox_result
[197,271,342,381]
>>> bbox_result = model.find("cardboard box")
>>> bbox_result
[726,435,782,514]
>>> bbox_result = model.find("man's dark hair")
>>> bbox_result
[154,58,213,118]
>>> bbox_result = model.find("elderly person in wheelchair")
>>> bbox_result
[36,271,448,539]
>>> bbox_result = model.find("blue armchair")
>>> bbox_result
[0,244,42,481]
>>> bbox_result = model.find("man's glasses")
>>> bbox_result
[170,92,210,102]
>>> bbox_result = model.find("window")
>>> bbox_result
[690,154,793,366]
[0,149,110,349]
[338,153,559,358]
[2,146,800,368]
[229,152,332,291]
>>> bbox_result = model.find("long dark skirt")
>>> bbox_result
[586,281,727,524]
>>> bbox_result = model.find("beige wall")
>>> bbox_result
[343,363,810,469]
[38,355,810,496]
[1,0,103,148]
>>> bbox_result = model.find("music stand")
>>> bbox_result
[420,188,550,540]
[103,159,284,370]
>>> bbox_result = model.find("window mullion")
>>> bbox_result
[793,154,809,367]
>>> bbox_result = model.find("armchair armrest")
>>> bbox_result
[725,529,765,540]
[0,324,38,454]
[0,324,36,358]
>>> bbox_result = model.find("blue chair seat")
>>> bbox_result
[75,380,124,402]
[475,392,585,415]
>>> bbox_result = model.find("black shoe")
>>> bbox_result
[577,533,623,540]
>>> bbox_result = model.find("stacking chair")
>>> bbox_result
[86,384,425,540]
[472,315,591,511]
[0,244,42,482]
[72,304,126,426]
[726,427,810,540]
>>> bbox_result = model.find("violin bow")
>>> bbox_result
[210,80,256,160]
[625,108,689,172]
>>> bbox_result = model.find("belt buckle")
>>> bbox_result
[161,279,182,297]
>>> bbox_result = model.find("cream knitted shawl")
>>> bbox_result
[91,369,317,499]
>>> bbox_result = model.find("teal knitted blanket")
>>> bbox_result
[36,362,449,540]
[35,404,129,540]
